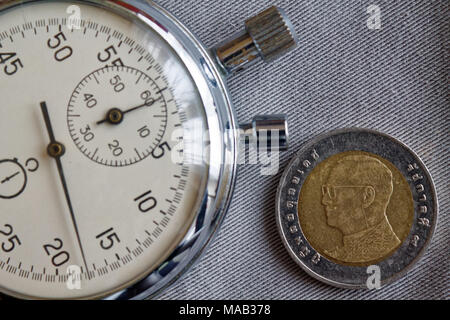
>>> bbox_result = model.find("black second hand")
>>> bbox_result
[40,101,91,280]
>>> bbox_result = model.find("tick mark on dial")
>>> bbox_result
[93,73,100,84]
[134,148,142,160]
[92,148,99,159]
[135,73,143,84]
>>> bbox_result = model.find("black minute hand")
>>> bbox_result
[39,101,90,279]
[96,96,163,125]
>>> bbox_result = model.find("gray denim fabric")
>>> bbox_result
[156,0,449,300]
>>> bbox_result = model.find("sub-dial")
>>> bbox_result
[67,66,168,167]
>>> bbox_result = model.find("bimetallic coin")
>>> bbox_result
[276,128,438,288]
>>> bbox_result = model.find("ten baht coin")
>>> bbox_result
[275,128,438,289]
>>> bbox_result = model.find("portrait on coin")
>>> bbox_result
[298,150,414,266]
[320,155,401,263]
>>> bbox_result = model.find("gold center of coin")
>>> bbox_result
[298,151,414,266]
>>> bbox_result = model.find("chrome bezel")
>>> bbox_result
[0,0,238,300]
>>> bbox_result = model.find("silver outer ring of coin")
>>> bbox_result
[275,128,438,289]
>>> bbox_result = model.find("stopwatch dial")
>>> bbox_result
[68,66,168,167]
[0,159,27,199]
[0,1,209,299]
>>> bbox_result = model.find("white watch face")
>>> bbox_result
[0,1,209,299]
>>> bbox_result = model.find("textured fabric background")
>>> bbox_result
[156,0,449,299]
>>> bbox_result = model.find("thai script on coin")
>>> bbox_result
[276,128,438,288]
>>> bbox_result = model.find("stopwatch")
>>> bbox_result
[0,0,296,299]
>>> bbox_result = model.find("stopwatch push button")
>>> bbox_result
[240,115,289,152]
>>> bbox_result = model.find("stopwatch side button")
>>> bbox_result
[212,6,298,75]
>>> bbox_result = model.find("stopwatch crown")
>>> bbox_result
[245,6,298,62]
[213,6,298,75]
